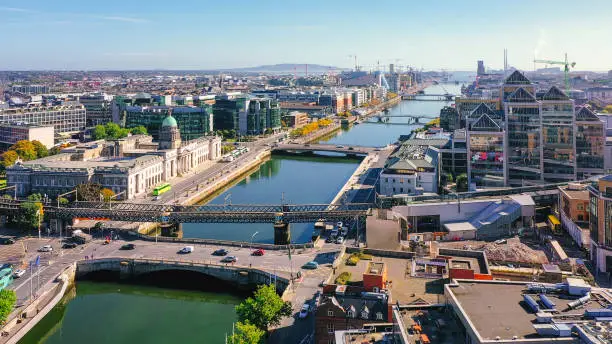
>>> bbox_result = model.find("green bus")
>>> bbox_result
[152,183,171,196]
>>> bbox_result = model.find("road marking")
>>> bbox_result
[12,265,51,292]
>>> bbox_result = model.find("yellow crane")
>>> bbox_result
[533,53,576,95]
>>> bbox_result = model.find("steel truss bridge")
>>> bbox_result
[0,200,371,223]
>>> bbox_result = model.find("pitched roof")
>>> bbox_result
[468,102,501,119]
[506,87,536,103]
[542,86,569,101]
[470,114,502,132]
[575,106,600,121]
[504,70,531,85]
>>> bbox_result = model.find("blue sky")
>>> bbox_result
[1,0,610,71]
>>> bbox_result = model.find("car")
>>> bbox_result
[178,246,194,254]
[374,148,382,151]
[325,236,334,243]
[0,238,15,245]
[336,221,343,228]
[302,261,319,270]
[120,243,135,250]
[252,249,265,256]
[299,304,311,318]
[13,269,26,278]
[62,242,78,249]
[38,245,53,252]
[212,249,229,256]
[335,145,345,149]
[304,144,310,147]
[335,236,344,244]
[348,147,354,150]
[221,256,237,263]
[153,196,161,201]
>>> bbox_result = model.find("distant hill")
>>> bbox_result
[223,64,345,74]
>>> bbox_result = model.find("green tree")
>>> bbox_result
[235,284,292,330]
[49,146,62,155]
[227,321,264,344]
[10,140,37,161]
[76,183,103,202]
[92,125,107,140]
[456,173,468,192]
[31,140,48,159]
[58,197,69,206]
[264,128,273,135]
[0,289,16,324]
[129,125,148,135]
[17,200,43,231]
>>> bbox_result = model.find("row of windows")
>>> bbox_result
[326,310,383,320]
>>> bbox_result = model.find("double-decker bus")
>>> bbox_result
[152,183,171,196]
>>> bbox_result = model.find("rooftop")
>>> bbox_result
[366,262,385,275]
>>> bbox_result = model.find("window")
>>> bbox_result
[399,178,404,183]
[327,323,334,333]
[327,310,334,317]
[578,215,584,221]
[577,203,584,211]
[347,311,354,318]
[361,311,369,319]
[400,188,403,193]
[376,312,383,320]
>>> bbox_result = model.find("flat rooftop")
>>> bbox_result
[448,281,612,341]
[366,262,385,275]
[22,154,160,170]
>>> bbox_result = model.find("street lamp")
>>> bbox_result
[36,209,42,239]
[249,231,259,266]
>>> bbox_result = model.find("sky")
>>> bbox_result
[1,0,611,71]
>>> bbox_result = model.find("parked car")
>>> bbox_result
[120,243,135,250]
[178,246,194,254]
[221,256,237,263]
[13,269,26,278]
[212,249,229,256]
[252,249,265,256]
[302,261,319,270]
[335,236,344,244]
[38,245,53,252]
[62,242,78,249]
[325,236,335,243]
[0,238,15,245]
[335,145,345,149]
[299,304,311,318]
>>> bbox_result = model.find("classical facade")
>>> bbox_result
[7,114,221,199]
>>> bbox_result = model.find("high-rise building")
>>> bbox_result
[466,103,506,188]
[588,175,612,273]
[79,93,114,127]
[124,106,213,141]
[575,106,606,179]
[242,98,281,135]
[0,104,86,136]
[213,94,249,132]
[540,86,576,182]
[389,63,395,74]
[477,60,485,76]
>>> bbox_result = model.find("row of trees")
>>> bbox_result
[1,140,55,172]
[228,284,291,344]
[289,118,333,137]
[92,123,148,141]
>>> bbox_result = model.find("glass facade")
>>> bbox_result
[0,104,86,135]
[213,96,248,131]
[505,102,542,182]
[575,107,605,179]
[469,133,505,187]
[125,106,212,141]
[541,96,575,181]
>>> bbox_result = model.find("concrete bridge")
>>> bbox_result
[272,143,374,156]
[76,257,291,293]
[401,93,455,101]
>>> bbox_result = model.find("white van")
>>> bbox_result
[179,246,194,254]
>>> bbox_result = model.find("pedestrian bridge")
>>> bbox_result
[76,257,291,293]
[272,143,374,156]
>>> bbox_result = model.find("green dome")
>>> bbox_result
[162,115,178,127]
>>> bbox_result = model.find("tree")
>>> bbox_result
[92,125,107,140]
[31,140,48,159]
[49,146,62,156]
[76,183,103,202]
[1,150,18,170]
[456,173,468,192]
[227,321,265,344]
[235,284,292,330]
[100,188,115,202]
[17,200,43,231]
[129,125,148,135]
[264,128,273,135]
[58,197,69,206]
[10,140,36,161]
[0,289,16,324]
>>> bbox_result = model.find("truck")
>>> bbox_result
[72,229,92,244]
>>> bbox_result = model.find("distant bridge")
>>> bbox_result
[272,143,374,156]
[401,93,455,101]
[0,199,371,223]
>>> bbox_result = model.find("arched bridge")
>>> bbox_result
[0,199,371,223]
[272,143,374,156]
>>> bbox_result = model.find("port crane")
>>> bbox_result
[533,53,576,95]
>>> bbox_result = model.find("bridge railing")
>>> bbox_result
[132,232,314,250]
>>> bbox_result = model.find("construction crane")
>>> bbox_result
[533,53,576,95]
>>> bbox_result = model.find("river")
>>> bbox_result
[18,281,241,344]
[181,83,462,243]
